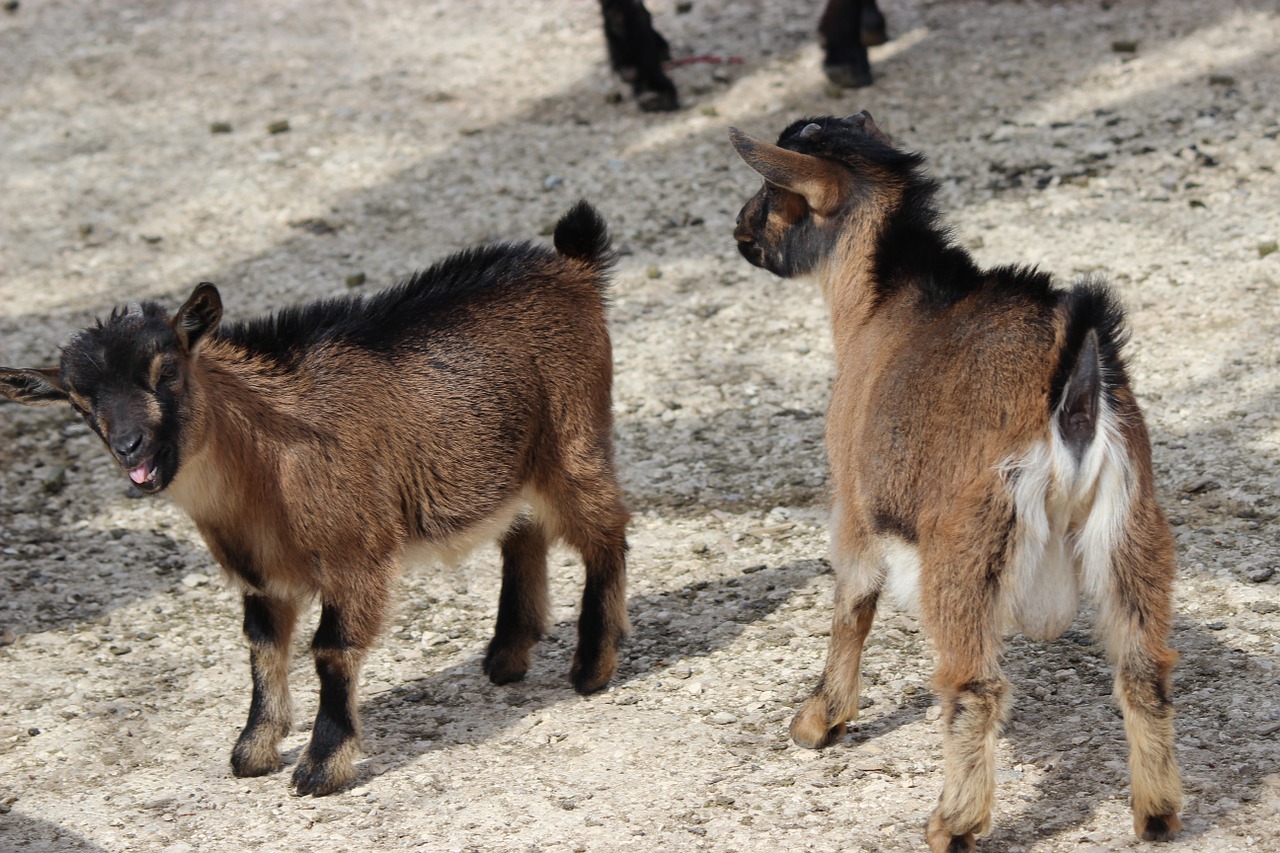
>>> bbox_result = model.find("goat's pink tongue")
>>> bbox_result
[129,463,151,484]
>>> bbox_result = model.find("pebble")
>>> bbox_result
[181,573,209,588]
[709,712,738,725]
[266,119,290,134]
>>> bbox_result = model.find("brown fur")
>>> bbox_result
[731,114,1181,848]
[0,202,630,796]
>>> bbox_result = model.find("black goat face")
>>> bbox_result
[58,307,190,493]
[0,284,223,494]
[733,183,826,278]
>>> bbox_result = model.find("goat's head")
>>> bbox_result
[729,111,921,277]
[0,283,223,493]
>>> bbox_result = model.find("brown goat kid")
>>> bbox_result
[730,114,1181,850]
[0,201,629,796]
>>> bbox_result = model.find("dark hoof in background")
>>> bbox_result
[637,87,679,112]
[824,62,874,89]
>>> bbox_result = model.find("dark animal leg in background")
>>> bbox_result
[860,0,888,47]
[819,0,873,88]
[599,0,678,111]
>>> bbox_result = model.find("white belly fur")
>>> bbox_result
[862,401,1132,641]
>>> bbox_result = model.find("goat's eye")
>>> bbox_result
[159,362,178,382]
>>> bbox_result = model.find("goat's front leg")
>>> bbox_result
[293,588,386,796]
[791,581,878,749]
[231,593,299,777]
[484,517,551,685]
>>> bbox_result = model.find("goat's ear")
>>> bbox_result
[0,367,70,407]
[173,282,222,353]
[728,127,847,216]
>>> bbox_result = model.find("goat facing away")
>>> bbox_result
[0,201,630,796]
[729,114,1181,850]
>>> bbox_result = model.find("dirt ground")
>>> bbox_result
[1,0,1278,851]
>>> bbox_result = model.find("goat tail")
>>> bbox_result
[554,200,615,270]
[1051,278,1132,458]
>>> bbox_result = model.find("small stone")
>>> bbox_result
[209,121,233,134]
[1258,240,1278,259]
[267,119,290,135]
[109,645,132,656]
[687,681,704,695]
[1111,40,1138,54]
[1249,600,1279,614]
[344,272,367,288]
[700,106,718,117]
[1182,478,1219,495]
[1204,620,1227,631]
[289,218,336,235]
[614,693,638,706]
[669,664,692,679]
[27,727,40,737]
[543,175,565,190]
[1208,74,1235,86]
[0,630,16,646]
[180,573,208,588]
[41,466,67,495]
[1248,567,1275,583]
[709,712,738,725]
[675,1,693,14]
[925,705,942,722]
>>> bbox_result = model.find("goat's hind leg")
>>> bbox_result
[790,567,879,749]
[541,461,629,694]
[231,593,299,777]
[484,517,551,685]
[1095,503,1183,841]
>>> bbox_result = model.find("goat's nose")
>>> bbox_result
[112,430,143,458]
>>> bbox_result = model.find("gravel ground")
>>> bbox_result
[2,1,1278,851]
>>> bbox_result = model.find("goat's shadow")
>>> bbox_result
[351,557,832,765]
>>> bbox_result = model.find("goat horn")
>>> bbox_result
[797,122,823,141]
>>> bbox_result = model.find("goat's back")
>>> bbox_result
[177,240,616,566]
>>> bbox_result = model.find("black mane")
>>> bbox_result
[220,241,553,364]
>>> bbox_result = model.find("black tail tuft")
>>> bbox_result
[1051,278,1131,455]
[554,200,614,267]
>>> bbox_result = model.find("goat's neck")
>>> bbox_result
[166,351,283,523]
[817,230,881,358]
